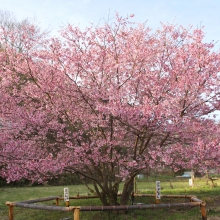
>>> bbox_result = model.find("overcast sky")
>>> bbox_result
[0,0,220,47]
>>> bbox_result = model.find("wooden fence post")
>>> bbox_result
[200,201,207,220]
[74,207,80,220]
[134,177,137,194]
[56,198,59,206]
[6,202,14,220]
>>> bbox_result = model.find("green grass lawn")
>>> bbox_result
[1,175,220,219]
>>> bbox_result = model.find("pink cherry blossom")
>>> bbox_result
[0,14,220,205]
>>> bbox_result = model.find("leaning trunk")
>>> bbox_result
[120,177,134,205]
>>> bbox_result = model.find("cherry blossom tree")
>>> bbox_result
[1,14,220,205]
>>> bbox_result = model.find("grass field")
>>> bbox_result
[1,175,220,220]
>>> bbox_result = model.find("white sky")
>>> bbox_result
[0,0,220,47]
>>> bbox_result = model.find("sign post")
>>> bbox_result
[64,188,70,207]
[155,181,161,204]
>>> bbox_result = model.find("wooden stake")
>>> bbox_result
[6,202,14,220]
[56,198,59,206]
[156,198,160,204]
[134,177,137,194]
[74,207,80,220]
[200,201,207,220]
[191,174,195,187]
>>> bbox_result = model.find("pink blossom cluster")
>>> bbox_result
[0,14,220,204]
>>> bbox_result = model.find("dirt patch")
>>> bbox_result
[206,196,220,219]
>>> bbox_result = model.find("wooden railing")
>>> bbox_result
[6,194,207,220]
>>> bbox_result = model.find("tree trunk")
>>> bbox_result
[92,180,119,206]
[109,190,119,205]
[120,178,134,205]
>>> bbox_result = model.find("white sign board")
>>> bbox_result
[189,178,193,186]
[64,188,69,202]
[156,181,161,199]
